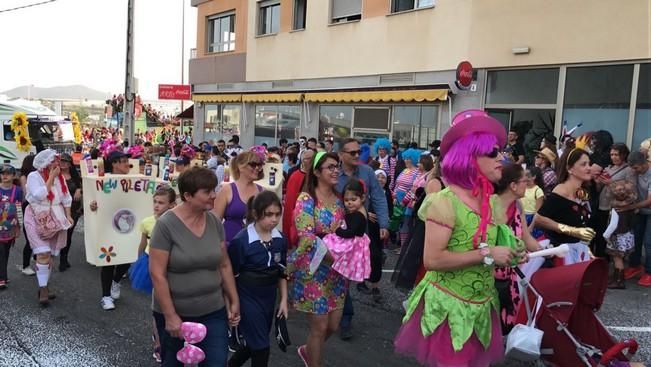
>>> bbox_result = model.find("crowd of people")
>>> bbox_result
[0,109,650,367]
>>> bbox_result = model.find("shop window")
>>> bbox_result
[207,12,235,53]
[258,1,280,35]
[353,108,390,130]
[254,105,300,146]
[563,65,634,143]
[391,0,434,13]
[319,106,352,149]
[392,105,438,149]
[487,108,556,164]
[486,69,559,105]
[204,104,241,141]
[633,63,651,150]
[293,0,307,30]
[331,0,361,23]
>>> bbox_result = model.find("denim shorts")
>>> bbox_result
[153,307,229,367]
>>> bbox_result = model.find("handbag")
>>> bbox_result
[30,205,66,240]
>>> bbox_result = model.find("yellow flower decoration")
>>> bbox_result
[15,130,32,152]
[70,112,82,144]
[11,112,31,152]
[10,112,28,132]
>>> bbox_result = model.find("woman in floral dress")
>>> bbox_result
[288,152,346,367]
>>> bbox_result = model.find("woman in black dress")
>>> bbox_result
[534,147,596,265]
[58,153,82,271]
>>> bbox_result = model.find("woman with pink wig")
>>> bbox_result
[394,110,521,366]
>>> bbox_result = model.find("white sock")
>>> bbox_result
[35,263,50,287]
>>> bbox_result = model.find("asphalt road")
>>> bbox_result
[0,222,649,367]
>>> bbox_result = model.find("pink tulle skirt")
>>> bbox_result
[394,302,504,367]
[322,233,371,282]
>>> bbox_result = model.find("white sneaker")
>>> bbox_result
[101,296,115,310]
[21,266,36,276]
[110,281,121,300]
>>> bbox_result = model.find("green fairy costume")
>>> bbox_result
[403,187,505,351]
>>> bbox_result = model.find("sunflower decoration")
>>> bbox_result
[11,112,32,152]
[70,111,82,144]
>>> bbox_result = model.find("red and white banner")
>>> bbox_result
[158,84,191,100]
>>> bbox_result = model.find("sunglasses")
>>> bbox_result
[483,147,500,159]
[343,150,361,157]
[248,161,264,169]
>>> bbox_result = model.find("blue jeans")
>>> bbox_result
[154,307,229,367]
[630,214,651,273]
[340,290,354,329]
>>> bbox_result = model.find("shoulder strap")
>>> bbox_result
[10,185,17,202]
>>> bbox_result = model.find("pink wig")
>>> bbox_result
[441,132,498,190]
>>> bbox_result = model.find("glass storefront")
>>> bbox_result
[563,64,634,143]
[204,104,241,141]
[633,63,650,150]
[254,104,301,146]
[318,104,438,150]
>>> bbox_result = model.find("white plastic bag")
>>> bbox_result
[309,237,328,274]
[505,323,544,361]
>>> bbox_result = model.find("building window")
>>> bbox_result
[331,0,361,23]
[633,63,650,150]
[392,105,438,149]
[486,69,559,105]
[258,1,280,35]
[293,0,307,30]
[204,104,241,141]
[391,0,434,13]
[563,64,634,143]
[208,12,235,53]
[254,105,301,146]
[319,106,353,149]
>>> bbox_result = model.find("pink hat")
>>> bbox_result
[440,109,507,156]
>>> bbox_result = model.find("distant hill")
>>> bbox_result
[1,85,110,101]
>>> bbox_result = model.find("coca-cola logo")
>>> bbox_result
[456,61,473,89]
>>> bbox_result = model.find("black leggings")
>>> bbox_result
[367,219,383,283]
[100,264,131,297]
[228,347,270,367]
[21,202,33,269]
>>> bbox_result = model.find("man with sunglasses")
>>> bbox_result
[337,138,389,340]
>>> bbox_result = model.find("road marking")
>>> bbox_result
[382,269,395,273]
[607,326,651,333]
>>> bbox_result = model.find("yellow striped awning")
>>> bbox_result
[304,89,448,103]
[192,94,242,103]
[241,93,303,103]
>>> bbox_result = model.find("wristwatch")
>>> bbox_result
[478,243,494,266]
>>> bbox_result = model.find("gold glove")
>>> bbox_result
[558,224,596,242]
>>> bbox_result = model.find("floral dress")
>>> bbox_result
[288,192,347,314]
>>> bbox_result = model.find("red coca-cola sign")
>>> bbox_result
[456,61,473,89]
[158,84,191,100]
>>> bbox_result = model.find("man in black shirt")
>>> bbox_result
[506,130,525,164]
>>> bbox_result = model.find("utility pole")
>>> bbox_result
[180,0,185,117]
[123,0,136,145]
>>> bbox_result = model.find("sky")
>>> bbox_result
[0,0,197,100]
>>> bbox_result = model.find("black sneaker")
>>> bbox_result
[356,282,372,295]
[339,326,353,341]
[371,288,383,303]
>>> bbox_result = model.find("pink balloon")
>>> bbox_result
[181,322,207,344]
[177,344,205,364]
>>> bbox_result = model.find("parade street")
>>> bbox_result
[0,222,649,367]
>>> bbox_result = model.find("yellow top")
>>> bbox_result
[522,186,544,214]
[139,215,156,254]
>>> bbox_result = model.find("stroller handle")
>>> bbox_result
[599,339,639,366]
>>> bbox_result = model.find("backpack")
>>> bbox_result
[0,185,19,241]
